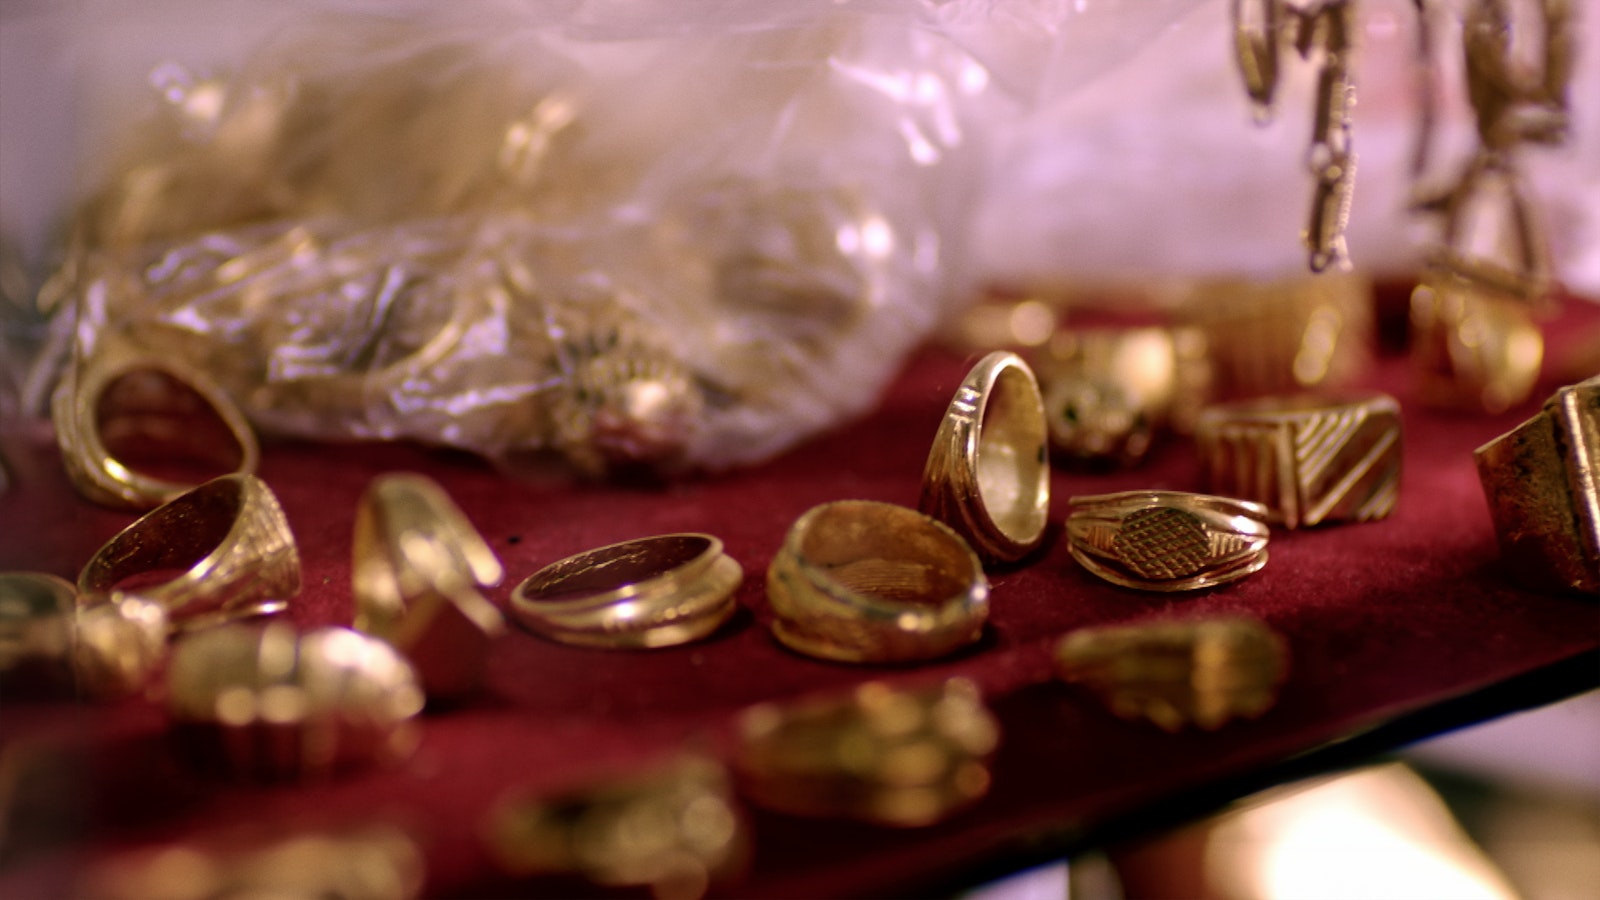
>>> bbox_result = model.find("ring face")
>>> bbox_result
[920,351,1049,564]
[353,473,506,698]
[510,534,741,649]
[766,500,989,663]
[78,474,302,630]
[52,337,260,510]
[1475,375,1599,595]
[1067,491,1270,591]
[1195,392,1402,528]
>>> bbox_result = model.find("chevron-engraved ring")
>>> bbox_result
[1195,392,1402,528]
[1066,491,1270,591]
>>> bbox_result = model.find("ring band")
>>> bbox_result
[1475,375,1599,595]
[52,336,259,510]
[1066,491,1270,591]
[353,473,506,697]
[766,500,989,664]
[920,351,1049,564]
[78,474,301,630]
[1195,392,1401,528]
[510,534,741,649]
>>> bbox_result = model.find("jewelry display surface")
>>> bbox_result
[1,302,1597,897]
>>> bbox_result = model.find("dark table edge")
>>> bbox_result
[895,644,1600,899]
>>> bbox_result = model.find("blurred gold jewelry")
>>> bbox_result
[766,500,989,664]
[353,473,505,698]
[1231,0,1281,121]
[486,756,746,900]
[1036,325,1211,466]
[1066,491,1270,592]
[79,473,300,630]
[51,335,259,510]
[1180,272,1374,400]
[1410,272,1542,414]
[167,623,424,780]
[0,573,170,699]
[1196,392,1401,528]
[919,351,1048,564]
[84,823,425,900]
[0,573,79,686]
[1055,617,1288,731]
[733,678,998,827]
[510,534,740,649]
[1475,375,1599,595]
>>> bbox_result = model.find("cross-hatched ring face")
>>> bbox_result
[1112,507,1212,581]
[1067,491,1270,592]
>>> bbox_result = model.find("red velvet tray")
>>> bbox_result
[3,301,1597,898]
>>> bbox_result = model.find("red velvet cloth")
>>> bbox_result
[2,298,1597,898]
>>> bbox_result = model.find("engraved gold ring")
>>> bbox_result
[1066,491,1270,591]
[766,500,989,664]
[1195,392,1402,528]
[78,474,301,631]
[920,351,1049,564]
[510,534,741,649]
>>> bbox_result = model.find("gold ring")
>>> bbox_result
[1195,392,1402,528]
[78,474,301,630]
[167,622,425,780]
[353,473,506,698]
[1410,273,1543,414]
[919,351,1049,564]
[84,824,425,900]
[52,335,259,510]
[486,755,746,897]
[1054,616,1288,731]
[766,500,989,664]
[509,534,741,649]
[1475,375,1599,595]
[1036,325,1212,466]
[0,572,79,687]
[1066,491,1270,591]
[732,678,999,827]
[0,573,170,699]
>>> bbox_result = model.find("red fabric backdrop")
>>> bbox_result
[2,294,1597,898]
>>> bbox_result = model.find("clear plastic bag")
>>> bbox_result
[26,0,1209,473]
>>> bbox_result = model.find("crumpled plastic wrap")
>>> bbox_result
[26,0,1206,475]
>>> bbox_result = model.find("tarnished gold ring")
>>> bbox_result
[52,336,259,510]
[510,534,741,649]
[78,474,301,630]
[1475,375,1599,595]
[353,473,506,698]
[919,351,1049,564]
[1195,392,1402,528]
[1066,491,1270,591]
[766,500,989,664]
